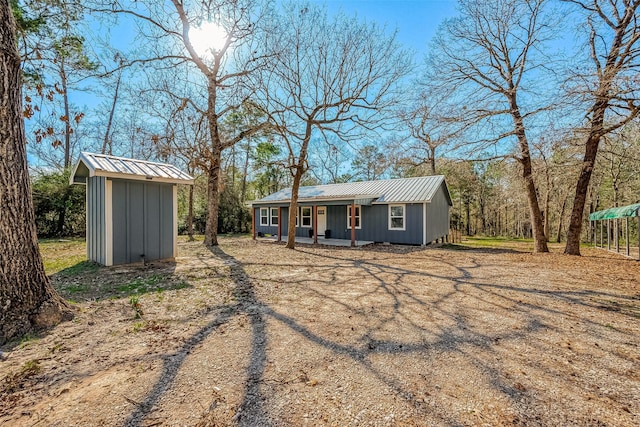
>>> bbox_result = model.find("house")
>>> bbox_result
[70,152,194,266]
[250,175,452,246]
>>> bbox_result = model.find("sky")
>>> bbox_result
[318,0,458,55]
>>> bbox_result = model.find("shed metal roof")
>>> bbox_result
[252,175,452,205]
[70,152,194,185]
[589,203,640,221]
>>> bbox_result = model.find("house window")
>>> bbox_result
[260,207,269,226]
[389,204,405,230]
[301,206,312,227]
[346,205,361,229]
[270,208,279,226]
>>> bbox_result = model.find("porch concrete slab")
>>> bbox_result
[258,235,374,247]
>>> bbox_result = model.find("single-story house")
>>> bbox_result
[70,152,194,266]
[250,175,452,246]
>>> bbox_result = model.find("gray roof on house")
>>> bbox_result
[252,175,451,205]
[70,152,194,185]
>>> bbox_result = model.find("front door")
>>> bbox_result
[317,206,327,236]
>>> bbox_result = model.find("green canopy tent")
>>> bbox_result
[589,203,640,260]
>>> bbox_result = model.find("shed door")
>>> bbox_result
[111,180,174,265]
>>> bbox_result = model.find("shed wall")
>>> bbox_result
[111,179,174,265]
[86,176,106,264]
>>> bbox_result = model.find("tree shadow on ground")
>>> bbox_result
[50,260,191,302]
[124,241,639,426]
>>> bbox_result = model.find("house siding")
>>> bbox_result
[425,184,450,243]
[255,203,425,244]
[112,179,174,265]
[252,180,451,245]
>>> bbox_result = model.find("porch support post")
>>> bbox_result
[351,201,356,247]
[313,205,318,244]
[607,219,610,250]
[616,219,619,253]
[251,207,256,240]
[277,206,282,242]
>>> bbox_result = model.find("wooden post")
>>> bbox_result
[350,202,356,247]
[313,205,318,244]
[607,219,610,250]
[626,217,630,257]
[616,219,619,253]
[277,206,282,242]
[251,207,256,240]
[637,217,640,261]
[600,220,603,248]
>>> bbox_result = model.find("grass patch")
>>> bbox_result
[40,238,87,275]
[56,261,100,277]
[117,275,190,296]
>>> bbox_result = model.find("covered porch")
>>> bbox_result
[590,203,640,261]
[257,234,374,247]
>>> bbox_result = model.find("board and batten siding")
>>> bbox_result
[86,176,106,265]
[255,203,426,244]
[324,204,423,244]
[424,184,451,244]
[111,179,174,265]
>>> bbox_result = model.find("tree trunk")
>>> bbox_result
[286,167,303,249]
[204,151,221,246]
[101,72,121,155]
[565,130,603,255]
[61,62,71,169]
[509,94,548,252]
[0,1,72,344]
[188,182,194,241]
[556,193,567,243]
[204,81,222,247]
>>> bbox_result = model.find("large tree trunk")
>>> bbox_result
[0,1,72,344]
[204,82,222,247]
[286,168,303,249]
[204,151,221,246]
[510,95,548,252]
[565,104,606,255]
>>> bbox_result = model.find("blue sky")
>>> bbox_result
[318,0,457,54]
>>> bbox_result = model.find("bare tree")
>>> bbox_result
[95,0,271,246]
[257,2,412,249]
[1,0,72,344]
[427,0,557,252]
[397,92,461,175]
[563,0,640,255]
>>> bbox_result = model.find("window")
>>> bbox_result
[389,204,405,230]
[301,207,312,227]
[260,208,269,226]
[346,205,361,229]
[270,208,279,226]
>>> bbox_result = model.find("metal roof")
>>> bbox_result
[589,203,640,221]
[70,152,194,185]
[252,175,452,205]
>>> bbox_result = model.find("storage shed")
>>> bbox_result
[70,152,194,266]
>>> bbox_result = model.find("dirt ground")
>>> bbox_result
[1,236,639,426]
